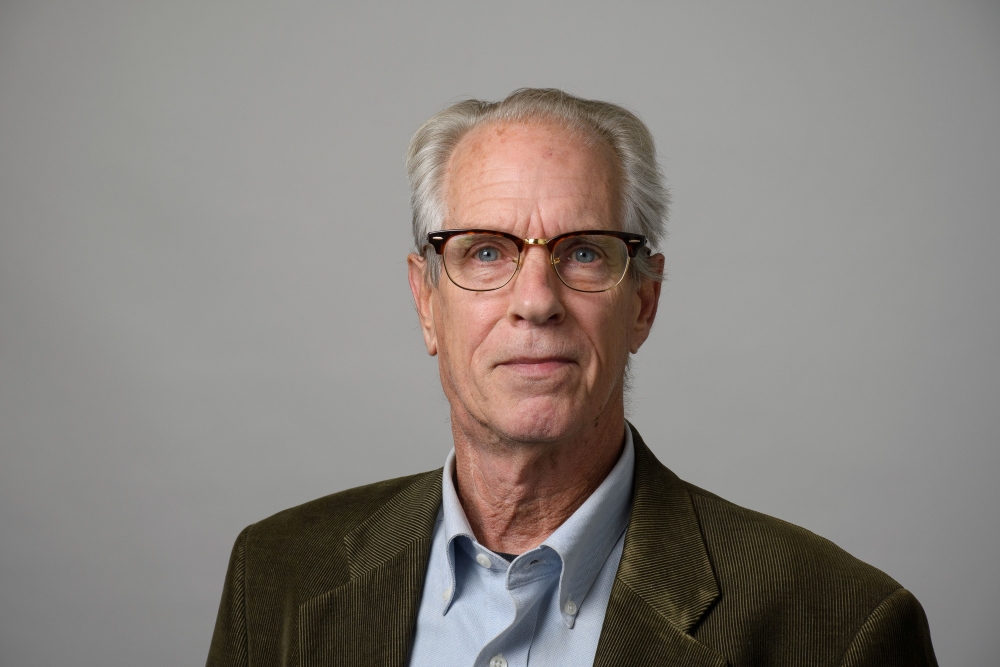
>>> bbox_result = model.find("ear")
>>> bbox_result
[629,253,664,354]
[407,253,438,356]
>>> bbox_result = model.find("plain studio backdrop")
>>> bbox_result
[1,1,998,665]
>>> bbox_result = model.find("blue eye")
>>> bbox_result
[573,248,597,263]
[476,247,500,262]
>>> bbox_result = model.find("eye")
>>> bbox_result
[572,247,597,263]
[475,246,501,262]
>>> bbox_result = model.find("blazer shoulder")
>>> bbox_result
[684,484,936,663]
[631,426,899,601]
[238,469,442,595]
[685,483,899,596]
[627,430,928,663]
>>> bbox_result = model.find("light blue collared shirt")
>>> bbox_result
[408,427,635,667]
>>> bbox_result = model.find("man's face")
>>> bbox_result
[408,121,662,444]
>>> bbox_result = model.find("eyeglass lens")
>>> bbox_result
[441,233,630,292]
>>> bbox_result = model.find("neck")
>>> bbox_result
[450,399,627,554]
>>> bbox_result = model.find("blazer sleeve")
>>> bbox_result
[206,526,252,667]
[840,587,938,667]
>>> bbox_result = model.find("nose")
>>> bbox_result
[506,244,565,325]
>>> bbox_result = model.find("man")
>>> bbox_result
[207,89,937,666]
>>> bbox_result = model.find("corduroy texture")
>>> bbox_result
[207,428,937,666]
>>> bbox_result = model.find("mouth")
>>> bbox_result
[496,356,576,377]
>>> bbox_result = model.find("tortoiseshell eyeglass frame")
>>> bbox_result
[425,229,648,293]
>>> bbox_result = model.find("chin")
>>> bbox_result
[483,395,587,444]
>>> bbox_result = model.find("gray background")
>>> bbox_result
[1,1,997,665]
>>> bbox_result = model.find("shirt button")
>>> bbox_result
[564,600,578,615]
[475,553,492,568]
[442,586,452,601]
[489,655,507,667]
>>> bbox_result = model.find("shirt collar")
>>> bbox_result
[438,424,635,626]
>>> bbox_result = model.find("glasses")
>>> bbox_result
[426,229,647,293]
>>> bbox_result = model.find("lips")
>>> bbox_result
[496,356,576,376]
[500,356,574,365]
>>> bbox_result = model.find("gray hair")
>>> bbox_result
[406,88,669,282]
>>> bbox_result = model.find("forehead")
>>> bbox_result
[443,120,620,231]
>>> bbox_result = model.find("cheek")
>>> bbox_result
[435,294,505,370]
[579,296,635,366]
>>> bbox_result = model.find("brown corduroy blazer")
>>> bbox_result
[207,427,937,667]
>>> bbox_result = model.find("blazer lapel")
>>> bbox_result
[594,427,726,667]
[297,427,721,667]
[299,471,442,667]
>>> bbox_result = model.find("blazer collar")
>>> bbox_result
[299,425,724,667]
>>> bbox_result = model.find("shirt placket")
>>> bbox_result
[472,547,561,667]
